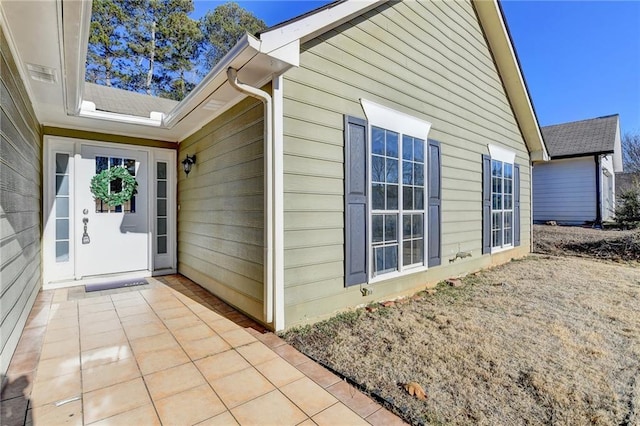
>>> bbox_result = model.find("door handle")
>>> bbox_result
[82,217,90,244]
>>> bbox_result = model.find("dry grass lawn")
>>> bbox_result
[283,250,640,425]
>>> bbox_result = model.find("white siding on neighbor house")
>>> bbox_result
[533,157,596,224]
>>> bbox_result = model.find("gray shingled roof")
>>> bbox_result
[83,82,178,117]
[540,114,619,158]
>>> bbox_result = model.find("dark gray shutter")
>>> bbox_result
[344,115,368,286]
[427,139,441,267]
[513,163,521,246]
[482,154,491,254]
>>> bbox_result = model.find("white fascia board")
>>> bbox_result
[79,107,163,127]
[162,34,260,128]
[474,0,549,162]
[261,39,300,67]
[61,0,91,116]
[613,117,623,172]
[259,0,383,52]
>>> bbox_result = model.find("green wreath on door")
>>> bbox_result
[90,166,138,207]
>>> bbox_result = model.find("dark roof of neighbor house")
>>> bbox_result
[83,82,178,117]
[615,172,640,197]
[540,114,619,158]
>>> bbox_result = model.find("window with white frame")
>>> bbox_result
[345,102,441,286]
[371,127,427,277]
[491,159,513,248]
[360,100,432,279]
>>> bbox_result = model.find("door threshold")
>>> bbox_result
[43,270,152,290]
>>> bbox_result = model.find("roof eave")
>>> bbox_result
[474,0,549,162]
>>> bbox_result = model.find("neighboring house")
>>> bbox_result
[533,115,623,225]
[0,0,549,376]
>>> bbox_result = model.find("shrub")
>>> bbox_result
[615,188,640,229]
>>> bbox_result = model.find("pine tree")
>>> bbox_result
[199,2,267,71]
[86,0,127,87]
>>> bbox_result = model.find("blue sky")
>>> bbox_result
[193,1,640,135]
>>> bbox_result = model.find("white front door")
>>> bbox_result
[75,145,149,277]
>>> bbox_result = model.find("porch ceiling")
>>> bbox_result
[0,0,294,143]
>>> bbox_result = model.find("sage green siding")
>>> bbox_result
[282,1,531,326]
[1,29,42,375]
[177,97,265,322]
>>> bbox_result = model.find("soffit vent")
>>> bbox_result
[202,99,226,111]
[26,63,57,84]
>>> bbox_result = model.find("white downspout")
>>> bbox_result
[227,67,274,324]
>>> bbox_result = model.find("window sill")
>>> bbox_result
[369,264,428,284]
[491,245,514,254]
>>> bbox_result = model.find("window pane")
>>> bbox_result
[412,239,423,265]
[403,186,413,210]
[403,240,412,266]
[56,218,69,239]
[504,211,513,229]
[157,236,167,254]
[414,188,424,210]
[56,241,69,262]
[492,194,502,210]
[157,199,167,217]
[504,179,513,195]
[403,161,413,185]
[157,218,167,235]
[372,184,385,210]
[492,177,501,194]
[157,162,167,179]
[386,184,398,210]
[56,175,69,196]
[492,160,502,177]
[110,177,122,195]
[96,156,108,173]
[110,157,122,168]
[403,136,413,160]
[55,153,69,174]
[372,127,385,155]
[56,197,69,217]
[157,181,167,198]
[125,159,136,176]
[372,156,385,182]
[375,247,384,274]
[385,215,397,242]
[414,163,424,186]
[372,215,384,243]
[504,163,513,179]
[403,214,411,239]
[386,131,398,158]
[414,139,424,162]
[504,194,513,210]
[384,245,398,271]
[386,158,398,183]
[413,214,423,237]
[492,212,502,230]
[504,228,512,246]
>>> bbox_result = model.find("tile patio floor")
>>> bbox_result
[1,275,405,426]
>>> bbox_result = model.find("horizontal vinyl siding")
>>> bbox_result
[283,0,531,327]
[533,157,596,224]
[0,28,42,375]
[177,97,264,322]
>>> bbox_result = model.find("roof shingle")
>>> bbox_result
[541,114,619,158]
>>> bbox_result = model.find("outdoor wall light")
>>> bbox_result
[182,154,196,176]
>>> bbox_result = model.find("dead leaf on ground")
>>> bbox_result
[405,381,427,400]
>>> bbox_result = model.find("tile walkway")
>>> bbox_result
[1,275,405,425]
